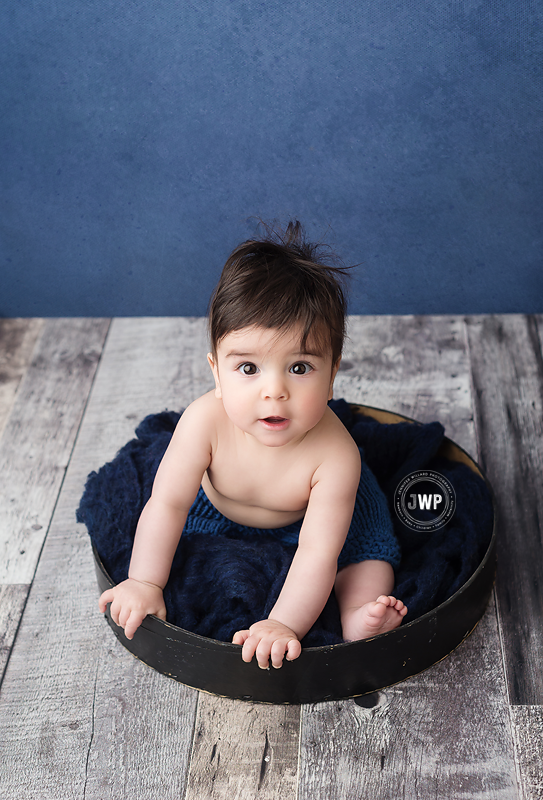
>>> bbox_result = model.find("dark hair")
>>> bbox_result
[208,221,350,364]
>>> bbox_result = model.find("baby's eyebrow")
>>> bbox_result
[225,350,324,358]
[288,349,326,360]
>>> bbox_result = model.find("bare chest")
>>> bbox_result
[203,443,313,525]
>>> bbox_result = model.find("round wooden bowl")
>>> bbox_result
[94,404,496,704]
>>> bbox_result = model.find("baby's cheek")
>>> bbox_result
[300,396,328,427]
[223,397,252,427]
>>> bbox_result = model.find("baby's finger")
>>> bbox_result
[124,611,144,641]
[108,599,121,627]
[98,589,114,613]
[285,638,302,662]
[118,605,132,629]
[241,635,259,664]
[255,640,273,670]
[270,640,288,669]
[232,629,250,646]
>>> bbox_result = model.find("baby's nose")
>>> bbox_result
[262,373,288,400]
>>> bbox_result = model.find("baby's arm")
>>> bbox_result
[99,399,212,639]
[234,445,361,668]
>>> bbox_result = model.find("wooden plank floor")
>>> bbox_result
[0,314,541,799]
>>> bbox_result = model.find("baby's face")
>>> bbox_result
[207,325,339,448]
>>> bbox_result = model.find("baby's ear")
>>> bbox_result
[207,353,222,399]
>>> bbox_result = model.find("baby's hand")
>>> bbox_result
[232,619,301,669]
[98,578,167,640]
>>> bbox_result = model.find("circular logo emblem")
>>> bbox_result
[394,470,456,531]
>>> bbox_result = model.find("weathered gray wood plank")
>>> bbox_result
[510,706,543,800]
[513,314,543,800]
[0,319,44,682]
[184,696,300,800]
[300,314,518,799]
[0,584,29,680]
[466,314,543,705]
[0,320,42,683]
[336,315,475,452]
[83,638,198,799]
[0,318,110,584]
[0,318,43,438]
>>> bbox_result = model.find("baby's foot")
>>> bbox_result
[342,595,407,642]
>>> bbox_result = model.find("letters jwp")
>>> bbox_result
[407,494,443,511]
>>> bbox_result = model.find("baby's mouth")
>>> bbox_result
[259,416,290,430]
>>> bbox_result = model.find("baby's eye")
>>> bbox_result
[290,362,312,375]
[238,362,258,375]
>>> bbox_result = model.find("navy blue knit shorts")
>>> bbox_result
[183,457,401,570]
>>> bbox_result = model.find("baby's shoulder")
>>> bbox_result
[310,407,361,469]
[172,390,221,442]
[183,389,219,416]
[321,406,360,447]
[306,414,360,498]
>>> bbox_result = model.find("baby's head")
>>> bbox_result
[208,221,349,365]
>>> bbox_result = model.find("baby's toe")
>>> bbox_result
[376,594,393,607]
[388,597,408,616]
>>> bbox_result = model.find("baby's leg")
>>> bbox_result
[335,560,407,642]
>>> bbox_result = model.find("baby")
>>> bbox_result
[99,222,407,668]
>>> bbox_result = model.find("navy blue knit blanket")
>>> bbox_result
[77,399,494,647]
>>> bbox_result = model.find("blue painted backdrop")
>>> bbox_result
[1,1,541,316]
